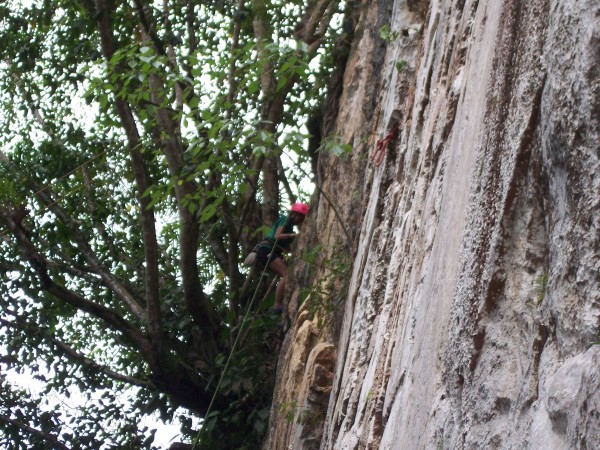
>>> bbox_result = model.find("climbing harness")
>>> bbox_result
[371,121,401,166]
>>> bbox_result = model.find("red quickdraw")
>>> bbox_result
[371,122,400,166]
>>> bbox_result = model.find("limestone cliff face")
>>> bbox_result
[265,0,600,449]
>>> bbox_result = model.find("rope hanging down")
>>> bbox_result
[191,233,284,449]
[371,122,400,166]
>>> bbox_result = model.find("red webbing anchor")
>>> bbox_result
[371,122,400,166]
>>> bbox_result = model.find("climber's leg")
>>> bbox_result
[268,257,287,312]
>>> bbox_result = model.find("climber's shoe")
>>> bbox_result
[272,305,284,315]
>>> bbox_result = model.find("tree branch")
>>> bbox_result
[249,1,339,225]
[80,164,129,266]
[132,0,165,55]
[185,1,197,61]
[277,155,295,203]
[0,208,154,363]
[295,0,338,47]
[6,52,148,322]
[33,186,147,320]
[0,414,71,450]
[226,0,246,110]
[51,337,154,389]
[142,111,219,342]
[124,13,220,346]
[48,284,154,363]
[252,2,275,100]
[94,0,164,351]
[0,317,153,389]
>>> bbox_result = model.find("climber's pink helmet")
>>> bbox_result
[290,202,309,216]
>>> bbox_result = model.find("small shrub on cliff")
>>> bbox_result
[379,25,399,43]
[534,273,549,304]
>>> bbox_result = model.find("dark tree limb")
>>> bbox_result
[133,13,215,325]
[33,186,147,320]
[80,164,131,267]
[0,317,153,389]
[0,202,154,368]
[94,0,165,355]
[121,16,220,350]
[132,0,165,55]
[7,53,148,321]
[51,337,154,388]
[47,282,154,363]
[226,0,247,109]
[0,414,71,450]
[277,155,295,203]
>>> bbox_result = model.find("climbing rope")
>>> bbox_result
[191,234,283,450]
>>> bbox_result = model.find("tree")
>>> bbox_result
[0,0,350,447]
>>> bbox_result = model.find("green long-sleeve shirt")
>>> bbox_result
[261,215,295,252]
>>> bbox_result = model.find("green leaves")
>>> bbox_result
[379,24,399,43]
[320,134,353,158]
[275,48,311,93]
[0,178,24,208]
[395,59,409,73]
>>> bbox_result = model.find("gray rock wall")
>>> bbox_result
[265,0,600,449]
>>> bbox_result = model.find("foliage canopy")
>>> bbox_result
[0,0,351,447]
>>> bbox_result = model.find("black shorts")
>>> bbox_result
[255,245,283,266]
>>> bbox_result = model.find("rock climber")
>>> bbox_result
[255,202,309,314]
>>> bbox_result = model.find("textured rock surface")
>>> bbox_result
[265,0,600,449]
